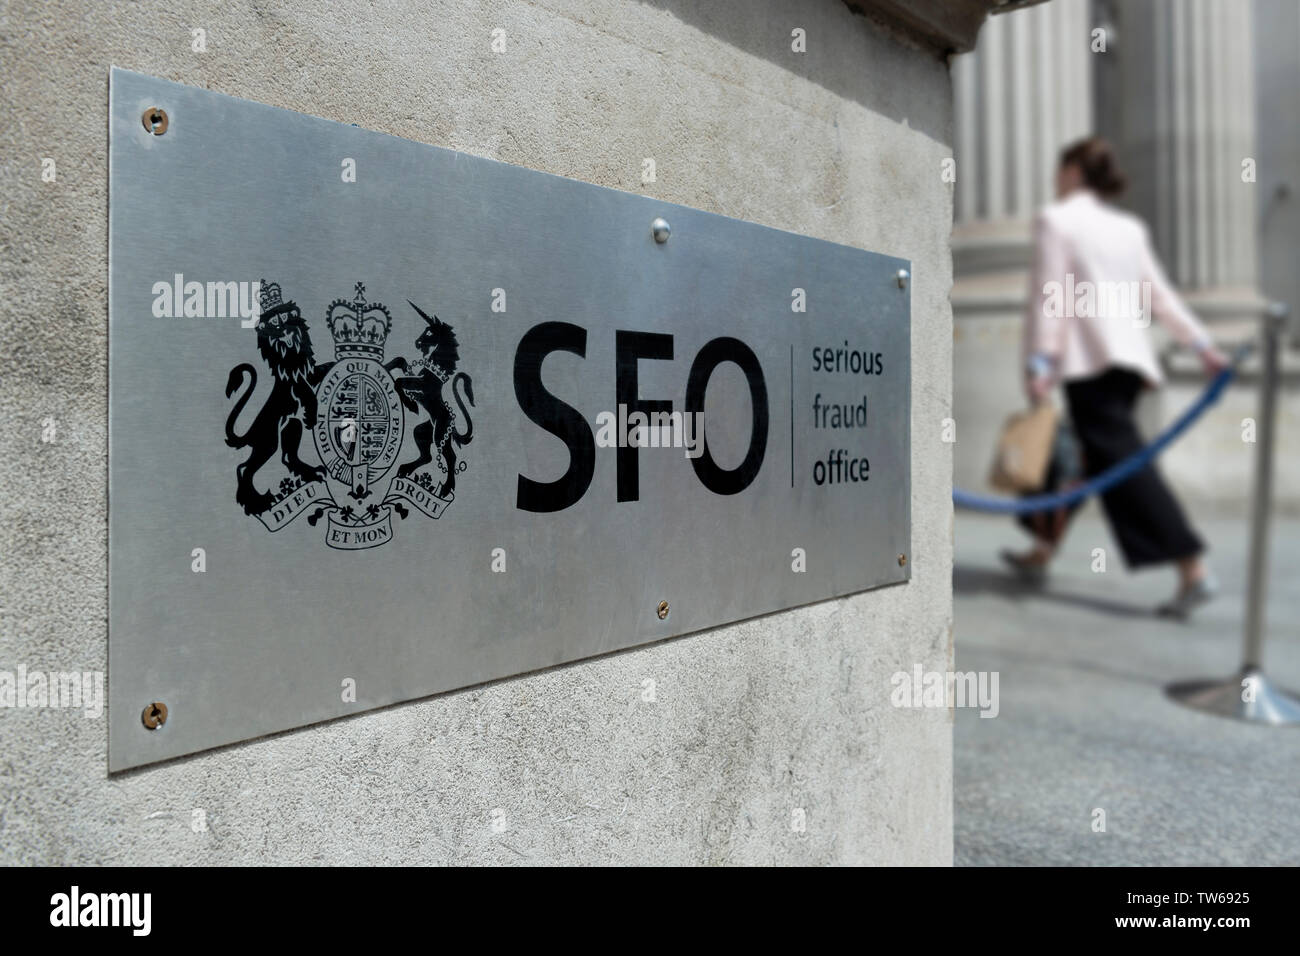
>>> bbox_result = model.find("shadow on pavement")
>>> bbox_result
[953,562,1158,619]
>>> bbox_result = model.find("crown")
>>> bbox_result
[258,279,292,318]
[326,282,391,359]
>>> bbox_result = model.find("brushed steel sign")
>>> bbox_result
[108,69,911,769]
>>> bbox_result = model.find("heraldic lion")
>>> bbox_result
[224,283,333,515]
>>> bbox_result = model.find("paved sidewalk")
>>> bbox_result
[954,509,1300,866]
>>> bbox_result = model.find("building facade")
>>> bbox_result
[952,0,1299,510]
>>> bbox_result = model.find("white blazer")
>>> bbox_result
[1024,190,1211,386]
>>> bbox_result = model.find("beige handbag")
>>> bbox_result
[988,402,1059,493]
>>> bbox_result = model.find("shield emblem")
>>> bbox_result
[314,358,403,504]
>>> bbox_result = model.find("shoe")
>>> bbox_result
[1157,574,1218,619]
[999,548,1049,585]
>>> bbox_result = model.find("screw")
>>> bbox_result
[651,217,671,244]
[898,553,907,567]
[656,600,670,620]
[895,269,909,289]
[141,701,168,729]
[142,107,169,135]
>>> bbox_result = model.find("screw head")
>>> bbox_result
[141,701,168,730]
[898,553,907,567]
[895,269,910,289]
[141,107,169,135]
[656,600,670,620]
[651,217,671,244]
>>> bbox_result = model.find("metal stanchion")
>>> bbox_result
[1166,301,1300,725]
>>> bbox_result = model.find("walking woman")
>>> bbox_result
[1000,137,1230,618]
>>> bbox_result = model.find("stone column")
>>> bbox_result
[953,0,1092,228]
[1098,0,1266,333]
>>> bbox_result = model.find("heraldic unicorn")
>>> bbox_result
[224,280,475,550]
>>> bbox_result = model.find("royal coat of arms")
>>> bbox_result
[224,281,474,549]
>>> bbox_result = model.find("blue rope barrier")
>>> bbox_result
[953,358,1242,515]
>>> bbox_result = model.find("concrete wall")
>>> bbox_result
[0,0,955,864]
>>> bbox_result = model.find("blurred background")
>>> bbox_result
[953,0,1297,504]
[952,0,1300,865]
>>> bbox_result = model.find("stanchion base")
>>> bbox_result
[1166,668,1300,725]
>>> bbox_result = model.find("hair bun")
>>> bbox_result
[1061,137,1127,198]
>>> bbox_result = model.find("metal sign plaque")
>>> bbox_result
[108,69,911,769]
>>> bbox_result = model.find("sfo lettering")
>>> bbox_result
[513,322,769,513]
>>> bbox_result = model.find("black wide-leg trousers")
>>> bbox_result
[1064,367,1204,569]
